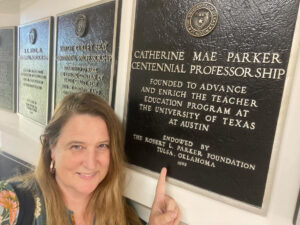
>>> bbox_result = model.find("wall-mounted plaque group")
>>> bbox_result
[125,0,299,208]
[1,0,299,213]
[6,0,121,125]
[54,0,119,107]
[18,17,53,125]
[0,27,16,112]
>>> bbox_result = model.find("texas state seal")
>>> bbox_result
[185,2,218,37]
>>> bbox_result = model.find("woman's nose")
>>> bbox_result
[83,149,97,169]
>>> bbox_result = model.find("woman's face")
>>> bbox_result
[51,114,110,198]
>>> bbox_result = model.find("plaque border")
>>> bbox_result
[0,150,34,171]
[17,17,54,126]
[122,0,300,214]
[0,26,17,113]
[52,0,121,113]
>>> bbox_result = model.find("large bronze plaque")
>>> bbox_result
[18,18,53,125]
[0,27,16,112]
[125,0,299,208]
[54,0,120,107]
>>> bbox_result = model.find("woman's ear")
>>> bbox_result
[50,147,55,160]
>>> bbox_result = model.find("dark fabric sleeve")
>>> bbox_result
[10,182,35,225]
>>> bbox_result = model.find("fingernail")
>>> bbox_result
[171,212,177,219]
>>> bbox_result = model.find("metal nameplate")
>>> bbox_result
[0,27,16,112]
[18,17,53,125]
[54,0,120,108]
[124,0,300,210]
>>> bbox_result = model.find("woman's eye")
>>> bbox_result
[71,145,83,151]
[98,143,109,150]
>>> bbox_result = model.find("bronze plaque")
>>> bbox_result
[18,18,53,125]
[54,0,120,107]
[0,27,16,112]
[125,0,299,208]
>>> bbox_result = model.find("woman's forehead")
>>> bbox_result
[58,114,110,142]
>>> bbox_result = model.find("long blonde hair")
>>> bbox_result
[35,92,142,225]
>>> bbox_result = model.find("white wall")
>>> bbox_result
[0,0,20,26]
[0,0,299,224]
[0,13,19,27]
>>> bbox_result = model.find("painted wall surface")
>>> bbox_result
[0,13,19,26]
[0,0,299,224]
[0,0,20,26]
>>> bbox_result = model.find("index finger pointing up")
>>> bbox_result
[155,167,167,199]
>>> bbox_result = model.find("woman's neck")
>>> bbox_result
[65,194,89,213]
[60,190,94,225]
[66,196,94,225]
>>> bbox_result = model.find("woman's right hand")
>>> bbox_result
[149,168,181,225]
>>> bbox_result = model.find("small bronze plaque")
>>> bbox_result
[185,2,218,37]
[29,28,37,44]
[55,0,120,107]
[74,14,88,37]
[18,18,53,125]
[0,27,16,112]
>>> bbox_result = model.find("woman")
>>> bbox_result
[0,92,180,225]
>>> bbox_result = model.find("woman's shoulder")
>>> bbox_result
[0,181,20,225]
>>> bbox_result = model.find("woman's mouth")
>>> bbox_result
[77,172,97,180]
